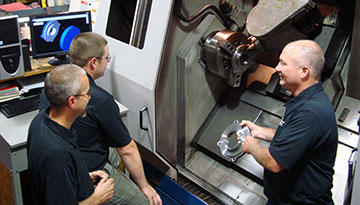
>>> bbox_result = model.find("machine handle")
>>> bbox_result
[139,107,148,131]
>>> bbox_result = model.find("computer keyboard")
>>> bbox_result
[0,94,40,118]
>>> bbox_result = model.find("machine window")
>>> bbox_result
[105,0,152,49]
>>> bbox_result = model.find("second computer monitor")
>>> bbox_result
[29,11,92,63]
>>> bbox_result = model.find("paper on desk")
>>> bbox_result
[19,82,44,93]
[0,93,20,103]
[16,75,45,93]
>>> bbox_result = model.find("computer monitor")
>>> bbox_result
[29,11,92,65]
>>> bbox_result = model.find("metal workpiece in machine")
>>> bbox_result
[217,110,263,162]
[195,93,279,185]
[217,120,249,162]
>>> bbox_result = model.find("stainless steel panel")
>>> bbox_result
[180,16,228,164]
[336,95,360,134]
[155,0,253,167]
[237,89,285,118]
[338,127,359,148]
[185,151,267,205]
[332,143,354,205]
[246,0,314,37]
[156,14,226,165]
[351,139,360,205]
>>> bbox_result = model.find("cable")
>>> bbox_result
[175,2,231,29]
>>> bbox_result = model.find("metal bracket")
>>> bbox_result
[217,120,251,162]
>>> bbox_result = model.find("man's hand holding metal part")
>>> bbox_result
[239,120,283,173]
[240,120,275,142]
[242,135,259,155]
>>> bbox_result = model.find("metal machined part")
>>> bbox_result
[217,120,251,162]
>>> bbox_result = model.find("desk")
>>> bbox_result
[24,58,53,77]
[0,101,128,204]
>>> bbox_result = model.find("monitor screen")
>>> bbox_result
[0,16,20,46]
[29,11,92,59]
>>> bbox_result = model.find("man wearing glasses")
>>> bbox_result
[28,64,114,204]
[40,32,161,205]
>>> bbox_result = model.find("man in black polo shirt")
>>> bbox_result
[241,40,338,204]
[39,32,161,205]
[28,64,114,204]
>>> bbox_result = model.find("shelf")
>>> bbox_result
[0,58,53,83]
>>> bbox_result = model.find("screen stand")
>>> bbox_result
[48,54,69,66]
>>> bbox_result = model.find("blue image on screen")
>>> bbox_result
[30,11,92,59]
[41,20,60,42]
[59,25,80,51]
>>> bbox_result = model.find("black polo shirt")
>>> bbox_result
[40,74,131,171]
[264,82,338,205]
[27,109,94,204]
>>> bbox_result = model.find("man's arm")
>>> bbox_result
[243,136,284,173]
[240,120,276,142]
[116,140,162,205]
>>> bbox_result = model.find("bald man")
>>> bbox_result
[241,40,338,204]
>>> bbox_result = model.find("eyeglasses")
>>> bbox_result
[104,55,111,62]
[73,89,91,98]
[97,55,111,62]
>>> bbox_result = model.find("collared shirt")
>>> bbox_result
[27,109,94,204]
[264,82,338,205]
[40,74,131,171]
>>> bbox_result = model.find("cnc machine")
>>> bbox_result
[93,0,359,204]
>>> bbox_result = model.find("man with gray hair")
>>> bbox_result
[40,32,162,205]
[241,40,338,204]
[28,64,114,204]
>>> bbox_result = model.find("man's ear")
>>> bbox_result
[88,57,98,72]
[299,65,310,80]
[67,96,76,109]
